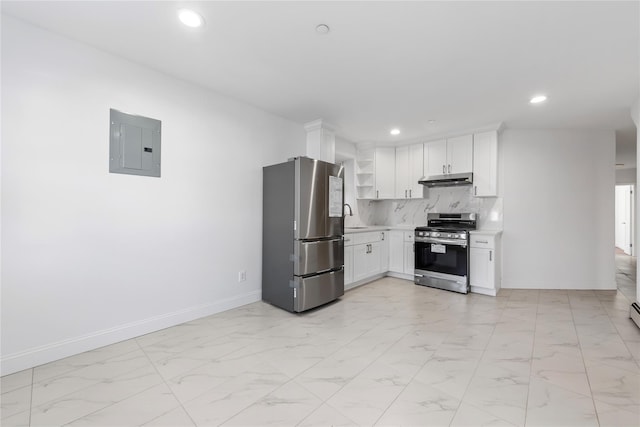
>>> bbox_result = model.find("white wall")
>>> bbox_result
[616,168,637,185]
[501,129,615,290]
[1,17,305,375]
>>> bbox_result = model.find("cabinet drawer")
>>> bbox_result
[404,231,414,242]
[351,231,382,246]
[343,235,355,247]
[470,235,495,249]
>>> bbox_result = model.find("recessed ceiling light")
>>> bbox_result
[178,9,205,28]
[530,95,547,104]
[390,128,401,136]
[316,24,330,35]
[427,120,436,124]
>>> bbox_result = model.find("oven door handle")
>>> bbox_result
[416,238,467,247]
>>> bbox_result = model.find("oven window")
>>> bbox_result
[415,242,468,276]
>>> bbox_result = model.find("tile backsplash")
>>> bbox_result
[356,186,503,230]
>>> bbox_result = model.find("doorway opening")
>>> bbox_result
[615,184,634,255]
[615,184,636,300]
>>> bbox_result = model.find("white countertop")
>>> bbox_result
[344,225,416,234]
[345,226,503,235]
[470,229,503,236]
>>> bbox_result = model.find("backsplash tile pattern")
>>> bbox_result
[357,186,503,230]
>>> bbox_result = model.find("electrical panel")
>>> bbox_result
[109,109,161,177]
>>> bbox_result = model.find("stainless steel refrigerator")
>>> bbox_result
[262,157,344,313]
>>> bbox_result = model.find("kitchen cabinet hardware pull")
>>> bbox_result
[376,190,379,199]
[409,189,412,198]
[474,186,477,195]
[405,190,407,198]
[442,165,446,174]
[381,232,385,241]
[477,240,488,244]
[448,164,451,173]
[489,250,493,261]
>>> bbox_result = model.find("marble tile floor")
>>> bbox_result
[616,251,637,302]
[2,278,639,426]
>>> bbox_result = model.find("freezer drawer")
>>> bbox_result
[294,238,344,276]
[293,269,344,312]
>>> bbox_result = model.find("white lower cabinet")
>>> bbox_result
[389,230,404,273]
[347,231,387,286]
[379,231,389,272]
[388,230,415,277]
[403,241,414,273]
[346,228,415,288]
[344,244,354,285]
[352,243,370,282]
[469,232,502,296]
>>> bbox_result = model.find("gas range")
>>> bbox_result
[415,228,469,242]
[414,213,477,294]
[416,213,477,242]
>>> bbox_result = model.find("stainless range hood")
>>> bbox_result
[419,172,473,187]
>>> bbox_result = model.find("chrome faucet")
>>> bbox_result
[344,203,353,218]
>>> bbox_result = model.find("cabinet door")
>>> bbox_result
[426,139,447,177]
[447,134,473,174]
[403,242,415,274]
[388,231,404,273]
[470,247,494,289]
[472,131,498,197]
[395,146,409,198]
[352,244,369,282]
[379,232,389,272]
[344,246,354,285]
[409,144,424,199]
[375,147,395,199]
[367,242,382,276]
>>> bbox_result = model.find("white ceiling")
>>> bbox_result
[2,1,639,165]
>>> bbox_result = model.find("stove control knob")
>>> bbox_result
[432,232,440,238]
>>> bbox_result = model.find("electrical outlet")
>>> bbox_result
[238,271,246,282]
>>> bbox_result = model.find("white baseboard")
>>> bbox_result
[0,291,261,376]
[501,281,617,290]
[386,272,415,281]
[345,273,386,291]
[470,286,498,296]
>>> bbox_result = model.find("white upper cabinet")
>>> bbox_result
[409,144,424,198]
[395,146,409,198]
[426,139,447,177]
[447,135,473,174]
[356,147,395,199]
[375,147,395,199]
[395,144,424,199]
[472,131,498,197]
[425,135,473,177]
